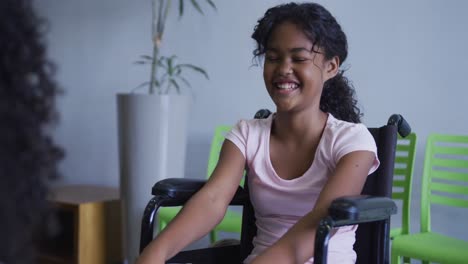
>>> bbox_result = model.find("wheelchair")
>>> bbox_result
[140,111,411,264]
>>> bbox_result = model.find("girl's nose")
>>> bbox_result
[277,60,293,75]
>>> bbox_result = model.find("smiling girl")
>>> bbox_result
[137,3,379,264]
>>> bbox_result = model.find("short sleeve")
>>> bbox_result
[225,120,249,159]
[333,124,380,175]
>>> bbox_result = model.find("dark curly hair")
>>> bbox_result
[0,0,63,263]
[252,2,362,123]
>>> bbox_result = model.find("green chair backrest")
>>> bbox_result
[206,125,245,187]
[391,133,417,236]
[420,133,468,233]
[206,125,232,178]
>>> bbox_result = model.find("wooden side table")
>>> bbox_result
[38,185,123,264]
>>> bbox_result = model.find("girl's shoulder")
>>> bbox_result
[323,113,375,152]
[226,114,273,146]
[325,113,369,136]
[232,114,273,133]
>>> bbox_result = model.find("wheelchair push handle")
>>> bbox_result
[387,114,411,137]
[254,109,272,119]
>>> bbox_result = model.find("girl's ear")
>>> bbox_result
[324,56,340,81]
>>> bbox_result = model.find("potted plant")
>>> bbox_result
[116,1,215,263]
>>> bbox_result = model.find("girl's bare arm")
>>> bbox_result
[136,140,245,264]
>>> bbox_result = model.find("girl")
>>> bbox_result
[137,2,379,264]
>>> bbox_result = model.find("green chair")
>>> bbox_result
[391,133,468,264]
[391,132,417,239]
[157,125,242,243]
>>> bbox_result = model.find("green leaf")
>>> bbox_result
[205,0,216,10]
[158,61,168,70]
[190,0,204,14]
[178,0,184,17]
[133,60,149,65]
[140,55,153,61]
[180,64,209,79]
[168,57,175,75]
[157,56,168,69]
[169,79,181,94]
[132,81,150,92]
[177,75,192,88]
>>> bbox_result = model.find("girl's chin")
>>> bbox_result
[272,100,296,112]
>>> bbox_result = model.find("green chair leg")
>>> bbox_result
[391,250,401,264]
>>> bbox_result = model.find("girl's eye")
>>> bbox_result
[265,56,279,62]
[293,57,308,62]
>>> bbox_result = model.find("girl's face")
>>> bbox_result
[263,21,338,113]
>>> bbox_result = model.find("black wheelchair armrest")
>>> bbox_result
[152,178,248,206]
[151,178,207,206]
[328,195,397,226]
[140,178,248,253]
[314,195,397,264]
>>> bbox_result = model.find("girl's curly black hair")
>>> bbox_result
[252,2,362,123]
[0,0,63,263]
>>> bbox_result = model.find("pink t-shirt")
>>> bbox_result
[225,113,379,264]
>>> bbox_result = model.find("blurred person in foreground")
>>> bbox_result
[0,0,63,263]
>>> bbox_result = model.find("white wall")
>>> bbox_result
[36,0,468,242]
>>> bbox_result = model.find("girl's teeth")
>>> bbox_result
[277,83,297,89]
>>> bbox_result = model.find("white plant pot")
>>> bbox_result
[117,94,190,264]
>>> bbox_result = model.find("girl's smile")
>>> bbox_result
[274,79,300,95]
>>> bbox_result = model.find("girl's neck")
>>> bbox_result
[272,109,328,144]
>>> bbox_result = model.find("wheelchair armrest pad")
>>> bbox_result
[152,178,206,199]
[151,178,247,206]
[328,195,397,224]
